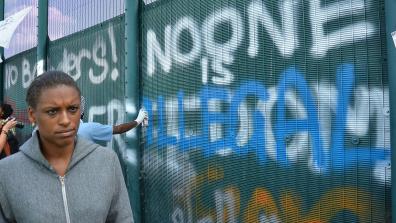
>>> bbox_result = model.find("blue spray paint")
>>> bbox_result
[200,86,230,157]
[227,81,267,163]
[275,66,325,168]
[142,63,390,171]
[330,64,390,170]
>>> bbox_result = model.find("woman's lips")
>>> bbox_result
[56,129,75,138]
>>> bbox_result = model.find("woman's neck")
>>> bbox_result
[39,136,76,176]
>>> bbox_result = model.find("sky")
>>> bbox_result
[3,0,124,58]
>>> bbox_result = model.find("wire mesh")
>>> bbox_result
[3,0,37,58]
[48,0,124,41]
[140,0,390,222]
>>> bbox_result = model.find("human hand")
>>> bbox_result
[3,118,17,132]
[135,108,148,125]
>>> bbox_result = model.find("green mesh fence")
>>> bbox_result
[48,15,125,129]
[140,0,390,222]
[48,0,125,41]
[1,0,392,222]
[3,48,36,143]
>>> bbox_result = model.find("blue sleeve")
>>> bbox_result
[78,122,113,142]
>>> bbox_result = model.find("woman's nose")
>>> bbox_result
[58,111,71,125]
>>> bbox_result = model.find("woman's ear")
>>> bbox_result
[28,107,36,125]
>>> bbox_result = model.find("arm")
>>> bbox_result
[112,109,147,135]
[0,119,17,153]
[112,121,139,135]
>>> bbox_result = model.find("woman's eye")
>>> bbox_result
[47,110,57,116]
[69,106,78,113]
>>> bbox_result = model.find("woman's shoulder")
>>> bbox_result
[0,152,28,177]
[0,151,26,165]
[76,137,118,160]
[91,145,117,157]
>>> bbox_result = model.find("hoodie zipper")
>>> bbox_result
[59,176,71,223]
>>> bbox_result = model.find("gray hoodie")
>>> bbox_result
[0,132,133,223]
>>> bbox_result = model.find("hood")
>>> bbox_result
[20,130,100,173]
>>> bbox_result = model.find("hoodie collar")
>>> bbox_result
[21,131,99,172]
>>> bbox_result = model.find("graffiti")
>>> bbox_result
[4,58,36,90]
[86,99,138,165]
[247,0,297,59]
[4,25,120,90]
[1,0,389,221]
[2,20,129,167]
[169,166,370,223]
[5,64,18,89]
[54,25,119,84]
[146,0,374,85]
[143,64,390,173]
[310,0,374,57]
[172,187,368,223]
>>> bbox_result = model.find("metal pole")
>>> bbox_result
[125,0,141,222]
[385,0,396,222]
[37,0,48,75]
[0,0,4,102]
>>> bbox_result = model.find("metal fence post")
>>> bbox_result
[0,0,4,102]
[125,0,141,222]
[385,0,396,222]
[37,0,48,75]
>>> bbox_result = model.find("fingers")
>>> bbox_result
[3,118,17,131]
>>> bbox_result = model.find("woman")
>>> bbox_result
[0,71,134,222]
[0,118,17,158]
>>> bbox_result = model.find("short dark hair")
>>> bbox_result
[26,71,81,109]
[0,103,13,119]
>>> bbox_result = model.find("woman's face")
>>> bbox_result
[28,85,81,149]
[0,107,4,119]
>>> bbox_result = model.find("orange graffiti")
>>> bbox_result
[304,187,369,222]
[244,188,279,223]
[244,187,369,223]
[190,167,370,223]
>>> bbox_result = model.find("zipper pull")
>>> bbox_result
[59,176,65,184]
